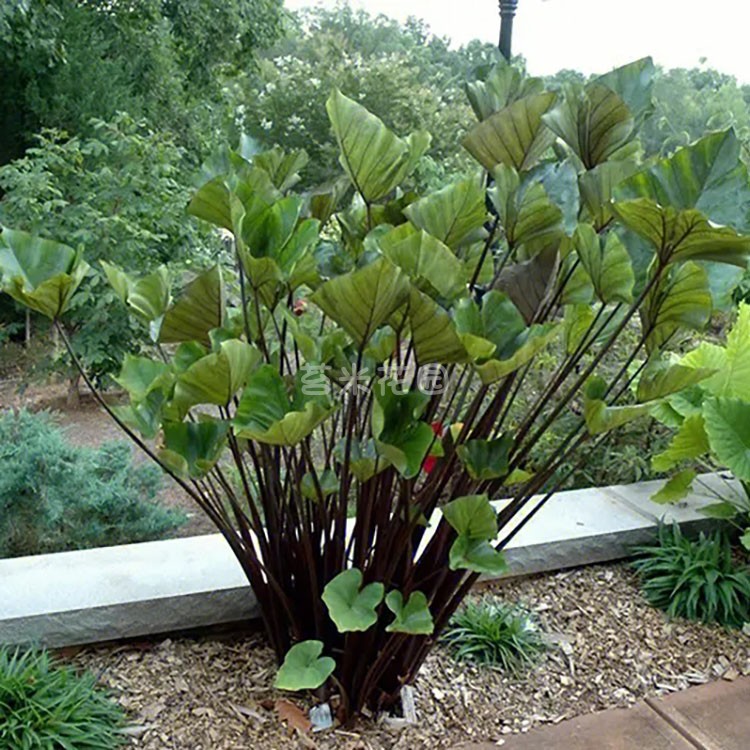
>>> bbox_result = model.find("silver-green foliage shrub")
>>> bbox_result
[0,409,184,557]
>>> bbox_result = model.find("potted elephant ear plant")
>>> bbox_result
[3,54,750,721]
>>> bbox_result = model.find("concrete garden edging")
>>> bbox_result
[0,473,737,648]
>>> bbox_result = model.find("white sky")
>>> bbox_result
[285,0,750,83]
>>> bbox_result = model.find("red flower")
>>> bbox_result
[422,421,445,473]
[293,298,307,316]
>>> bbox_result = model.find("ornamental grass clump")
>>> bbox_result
[3,55,750,720]
[443,598,545,674]
[632,524,750,628]
[0,647,126,749]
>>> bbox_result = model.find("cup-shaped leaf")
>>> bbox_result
[377,224,465,300]
[102,261,170,325]
[463,92,557,172]
[385,591,434,634]
[641,262,712,352]
[114,355,174,403]
[371,382,433,478]
[159,265,225,346]
[543,83,634,169]
[614,130,750,234]
[408,289,467,365]
[612,200,750,269]
[594,57,655,129]
[583,376,654,435]
[488,165,564,255]
[322,569,385,633]
[274,640,336,691]
[311,257,410,346]
[159,420,229,479]
[403,175,488,249]
[573,224,634,304]
[465,58,544,121]
[0,227,89,319]
[327,89,431,204]
[456,435,513,481]
[172,340,261,416]
[233,365,333,446]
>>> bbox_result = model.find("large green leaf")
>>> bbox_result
[327,89,430,203]
[462,92,557,172]
[311,257,410,345]
[594,57,655,128]
[378,223,465,299]
[611,199,750,268]
[579,161,640,231]
[233,365,331,446]
[641,262,712,352]
[407,288,467,365]
[488,165,564,255]
[102,261,170,326]
[680,303,750,401]
[0,227,89,319]
[636,361,716,402]
[159,266,225,346]
[253,146,309,193]
[652,414,709,472]
[159,420,229,478]
[703,397,750,481]
[651,468,697,505]
[322,569,385,633]
[371,382,433,478]
[385,591,435,634]
[114,355,173,403]
[543,83,635,169]
[456,435,513,480]
[583,376,654,435]
[274,641,335,691]
[465,59,544,121]
[573,224,634,304]
[403,175,487,249]
[172,339,260,415]
[475,324,558,384]
[493,245,560,324]
[614,130,750,233]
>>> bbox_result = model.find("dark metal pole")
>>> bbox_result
[498,0,518,60]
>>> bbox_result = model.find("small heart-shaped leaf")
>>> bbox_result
[274,641,335,691]
[322,569,385,633]
[385,591,434,634]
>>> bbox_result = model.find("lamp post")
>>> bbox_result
[498,0,519,60]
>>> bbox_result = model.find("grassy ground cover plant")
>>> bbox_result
[632,524,750,628]
[443,598,545,673]
[0,646,126,749]
[2,55,750,720]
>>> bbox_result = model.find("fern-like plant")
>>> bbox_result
[0,647,126,749]
[632,524,750,628]
[442,598,546,674]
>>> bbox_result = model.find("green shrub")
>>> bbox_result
[632,524,750,628]
[443,599,546,674]
[0,646,126,749]
[0,409,185,557]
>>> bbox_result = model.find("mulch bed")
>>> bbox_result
[71,563,750,749]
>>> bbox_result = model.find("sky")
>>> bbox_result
[285,0,750,83]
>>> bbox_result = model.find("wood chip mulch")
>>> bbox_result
[71,563,750,749]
